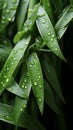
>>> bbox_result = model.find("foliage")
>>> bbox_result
[0,0,73,129]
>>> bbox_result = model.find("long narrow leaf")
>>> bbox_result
[14,3,40,43]
[0,35,31,95]
[0,0,19,31]
[36,6,66,61]
[27,52,44,113]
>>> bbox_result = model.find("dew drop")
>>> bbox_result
[25,41,29,45]
[4,75,6,78]
[46,26,49,29]
[24,79,27,83]
[30,64,32,68]
[39,85,42,88]
[55,48,58,51]
[3,3,7,8]
[7,17,11,21]
[1,82,3,85]
[24,104,26,108]
[11,62,13,65]
[31,60,35,65]
[2,20,5,24]
[24,86,27,89]
[2,16,5,20]
[48,32,51,36]
[42,19,46,24]
[50,38,54,42]
[7,67,9,71]
[20,108,23,112]
[38,98,42,102]
[52,34,55,38]
[21,85,24,88]
[6,78,9,83]
[34,82,37,86]
[6,10,10,13]
[14,57,16,61]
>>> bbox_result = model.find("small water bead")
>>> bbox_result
[52,34,55,38]
[3,3,7,8]
[24,86,27,89]
[4,75,6,78]
[42,19,46,24]
[7,67,9,71]
[21,85,24,88]
[55,48,58,51]
[39,85,42,88]
[50,38,54,42]
[46,26,49,29]
[20,108,23,112]
[7,17,11,21]
[24,104,26,108]
[2,16,5,20]
[48,32,51,36]
[1,82,3,85]
[38,98,42,102]
[25,41,29,45]
[6,78,9,83]
[30,64,32,68]
[14,57,16,61]
[29,22,32,25]
[31,60,35,65]
[34,82,38,86]
[24,79,27,83]
[11,62,13,65]
[6,10,10,13]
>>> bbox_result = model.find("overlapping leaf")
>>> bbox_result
[55,5,73,39]
[36,6,65,61]
[0,0,19,31]
[27,52,44,113]
[0,35,31,95]
[17,0,29,31]
[14,63,31,124]
[42,54,64,102]
[0,103,45,130]
[14,3,40,43]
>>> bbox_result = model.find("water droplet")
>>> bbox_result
[11,62,13,65]
[2,16,5,20]
[4,75,6,78]
[34,82,37,86]
[46,26,49,29]
[38,98,42,102]
[3,3,7,8]
[14,57,16,61]
[39,85,42,88]
[25,41,29,45]
[50,38,54,42]
[2,20,5,24]
[7,67,9,71]
[24,86,27,89]
[48,32,51,36]
[31,60,35,65]
[29,22,32,25]
[52,34,55,38]
[6,10,10,13]
[24,104,26,108]
[42,19,46,24]
[55,48,58,51]
[6,78,9,83]
[21,85,24,88]
[24,79,27,83]
[39,76,41,79]
[11,6,17,10]
[30,64,32,68]
[1,82,3,85]
[20,108,23,112]
[7,17,11,21]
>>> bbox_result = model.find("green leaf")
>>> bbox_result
[0,0,19,31]
[6,77,25,98]
[70,0,73,7]
[14,3,40,43]
[17,0,29,31]
[44,80,59,113]
[0,103,46,130]
[14,63,31,124]
[42,54,64,102]
[55,5,73,40]
[0,0,5,10]
[41,0,54,23]
[36,6,66,61]
[0,35,31,95]
[27,52,44,113]
[52,0,62,14]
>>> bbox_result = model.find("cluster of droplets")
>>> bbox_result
[0,110,14,121]
[1,0,18,24]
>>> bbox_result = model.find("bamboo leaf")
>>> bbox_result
[42,54,64,102]
[55,5,73,39]
[52,0,62,14]
[17,0,29,31]
[0,35,31,95]
[14,63,31,124]
[14,3,40,43]
[0,0,5,10]
[70,0,73,7]
[44,80,59,113]
[0,103,45,130]
[36,6,66,61]
[41,0,54,23]
[0,0,19,31]
[27,52,44,113]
